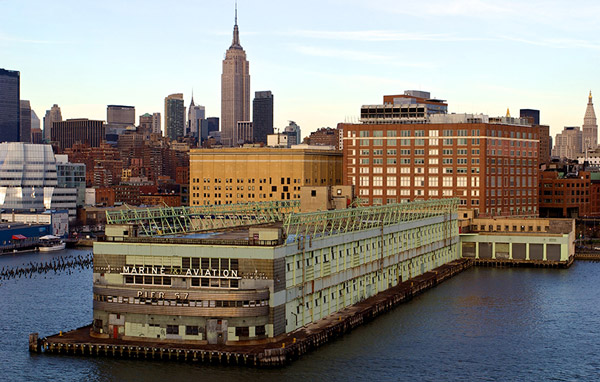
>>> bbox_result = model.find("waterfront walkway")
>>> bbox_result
[31,258,472,367]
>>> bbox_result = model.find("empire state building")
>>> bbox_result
[221,9,250,147]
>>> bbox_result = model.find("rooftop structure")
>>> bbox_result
[361,91,448,124]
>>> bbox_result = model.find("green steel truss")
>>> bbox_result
[283,198,458,242]
[105,198,457,240]
[105,200,300,236]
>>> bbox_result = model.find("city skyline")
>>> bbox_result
[2,1,599,137]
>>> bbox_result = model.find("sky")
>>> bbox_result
[1,0,599,138]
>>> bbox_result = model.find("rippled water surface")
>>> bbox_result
[1,250,599,381]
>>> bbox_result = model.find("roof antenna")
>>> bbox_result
[235,1,238,25]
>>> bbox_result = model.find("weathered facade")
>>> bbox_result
[92,199,459,344]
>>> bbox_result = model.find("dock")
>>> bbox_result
[472,256,574,269]
[30,258,471,367]
[574,252,600,261]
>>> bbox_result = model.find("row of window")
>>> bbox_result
[353,138,482,147]
[158,324,266,337]
[95,294,268,308]
[124,275,240,289]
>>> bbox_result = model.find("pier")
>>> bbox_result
[472,256,574,268]
[30,258,471,367]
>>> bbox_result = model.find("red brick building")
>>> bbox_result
[139,194,181,207]
[95,187,116,207]
[539,170,591,218]
[341,121,539,217]
[303,127,341,150]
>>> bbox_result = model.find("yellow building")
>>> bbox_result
[189,147,342,205]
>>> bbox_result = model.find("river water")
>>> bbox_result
[1,248,599,381]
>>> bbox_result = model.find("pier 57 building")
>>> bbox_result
[92,197,459,344]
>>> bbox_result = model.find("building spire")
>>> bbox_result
[190,89,195,107]
[230,2,241,49]
[590,90,593,102]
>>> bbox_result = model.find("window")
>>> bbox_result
[235,326,250,337]
[167,325,179,335]
[255,325,266,336]
[186,326,199,335]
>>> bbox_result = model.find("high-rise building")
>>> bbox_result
[187,95,206,140]
[31,109,42,144]
[31,109,40,132]
[152,112,161,135]
[552,126,582,159]
[51,119,105,151]
[139,113,153,140]
[253,91,273,144]
[341,94,540,218]
[44,104,62,142]
[221,7,250,146]
[19,100,31,143]
[284,121,301,145]
[0,68,20,142]
[164,93,185,141]
[519,109,550,164]
[107,105,135,126]
[207,117,219,134]
[106,105,135,144]
[537,125,551,165]
[582,91,598,152]
[520,109,540,125]
[236,121,253,144]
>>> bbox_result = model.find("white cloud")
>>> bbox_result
[291,44,436,68]
[289,30,491,42]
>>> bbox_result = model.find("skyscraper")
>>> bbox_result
[107,105,135,126]
[43,104,62,142]
[284,121,302,145]
[106,105,135,144]
[20,100,31,143]
[582,91,598,152]
[552,126,582,159]
[139,113,153,140]
[519,109,540,125]
[0,68,20,142]
[207,117,219,134]
[164,93,185,141]
[31,109,42,144]
[187,94,206,140]
[221,6,250,146]
[51,119,105,151]
[152,112,161,135]
[253,91,273,144]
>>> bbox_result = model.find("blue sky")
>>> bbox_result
[2,0,599,137]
